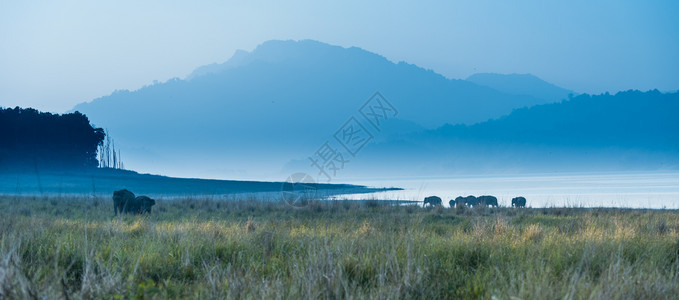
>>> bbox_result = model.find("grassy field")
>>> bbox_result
[0,195,678,299]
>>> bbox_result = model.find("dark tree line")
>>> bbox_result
[0,107,105,171]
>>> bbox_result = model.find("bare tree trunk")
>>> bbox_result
[97,129,124,170]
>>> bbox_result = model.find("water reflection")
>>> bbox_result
[332,172,679,209]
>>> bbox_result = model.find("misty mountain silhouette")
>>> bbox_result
[346,90,679,176]
[73,39,564,179]
[467,73,574,102]
[434,90,677,148]
[72,39,676,180]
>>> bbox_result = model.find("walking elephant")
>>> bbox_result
[424,196,442,207]
[512,196,526,208]
[477,195,498,207]
[456,195,478,207]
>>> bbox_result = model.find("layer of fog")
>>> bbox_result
[332,172,679,209]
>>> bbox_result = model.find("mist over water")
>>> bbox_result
[333,172,679,209]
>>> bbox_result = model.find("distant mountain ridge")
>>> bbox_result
[72,39,567,179]
[71,39,676,180]
[186,49,251,80]
[467,73,574,102]
[433,90,677,148]
[343,90,679,176]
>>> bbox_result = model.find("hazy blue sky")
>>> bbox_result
[1,0,677,113]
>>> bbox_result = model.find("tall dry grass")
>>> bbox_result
[0,195,677,299]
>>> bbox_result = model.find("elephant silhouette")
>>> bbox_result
[454,195,478,207]
[423,196,442,207]
[112,189,135,216]
[112,189,156,215]
[477,195,498,207]
[512,196,527,208]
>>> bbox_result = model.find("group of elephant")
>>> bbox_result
[112,189,156,215]
[423,195,527,208]
[111,188,529,214]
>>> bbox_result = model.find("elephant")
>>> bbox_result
[476,195,498,207]
[112,189,135,215]
[465,195,479,207]
[125,196,156,214]
[456,195,477,207]
[450,198,468,209]
[512,196,527,208]
[423,196,442,207]
[113,189,156,215]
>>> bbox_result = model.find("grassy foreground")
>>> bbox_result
[0,196,678,299]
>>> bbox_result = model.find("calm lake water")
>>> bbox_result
[333,172,679,209]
